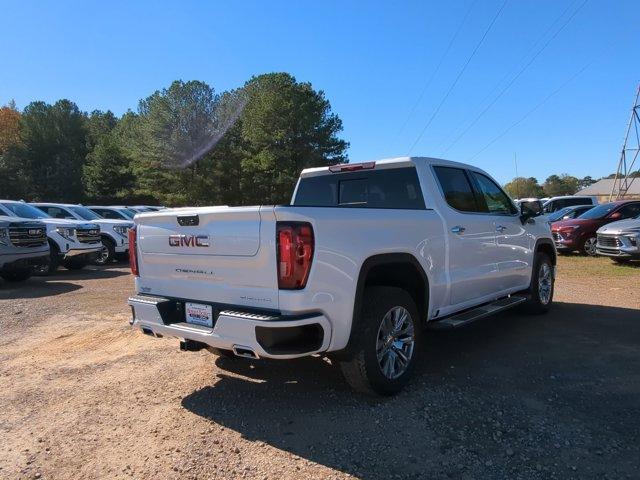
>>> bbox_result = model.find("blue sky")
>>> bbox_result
[1,0,637,183]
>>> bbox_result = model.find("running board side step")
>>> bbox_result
[428,295,528,330]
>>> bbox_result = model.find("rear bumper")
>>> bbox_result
[128,294,332,359]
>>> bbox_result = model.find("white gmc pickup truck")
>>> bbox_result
[129,157,556,395]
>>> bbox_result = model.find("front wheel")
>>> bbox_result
[524,252,554,314]
[0,268,32,282]
[63,258,87,270]
[582,236,598,256]
[340,286,420,396]
[94,238,115,265]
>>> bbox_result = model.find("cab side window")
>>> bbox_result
[469,172,518,215]
[433,166,480,212]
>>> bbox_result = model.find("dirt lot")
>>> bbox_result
[1,256,639,480]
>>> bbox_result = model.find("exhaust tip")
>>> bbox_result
[232,345,258,359]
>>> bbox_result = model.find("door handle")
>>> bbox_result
[451,226,466,234]
[495,225,507,233]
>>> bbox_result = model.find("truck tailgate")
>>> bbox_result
[134,206,279,310]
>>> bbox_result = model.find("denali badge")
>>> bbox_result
[169,234,210,247]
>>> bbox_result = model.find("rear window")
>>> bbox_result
[293,167,426,209]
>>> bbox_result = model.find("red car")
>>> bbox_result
[551,200,640,256]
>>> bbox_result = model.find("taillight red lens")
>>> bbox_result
[128,226,139,276]
[276,222,314,289]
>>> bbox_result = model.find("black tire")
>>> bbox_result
[0,268,32,282]
[63,258,87,270]
[523,252,554,314]
[340,286,421,396]
[33,242,59,276]
[94,238,116,265]
[581,236,598,256]
[115,252,129,263]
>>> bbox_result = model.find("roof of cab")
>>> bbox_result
[299,156,475,178]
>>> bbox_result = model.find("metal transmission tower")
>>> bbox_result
[610,85,640,200]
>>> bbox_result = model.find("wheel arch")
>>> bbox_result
[339,253,430,358]
[535,238,557,265]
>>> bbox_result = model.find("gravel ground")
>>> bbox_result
[0,256,639,480]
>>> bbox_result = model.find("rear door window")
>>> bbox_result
[433,166,480,212]
[615,202,640,219]
[293,167,426,209]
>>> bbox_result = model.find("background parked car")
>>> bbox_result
[0,200,102,274]
[552,200,640,256]
[542,204,595,228]
[0,216,49,282]
[515,198,544,215]
[87,206,137,221]
[32,203,133,265]
[541,195,597,214]
[596,213,640,264]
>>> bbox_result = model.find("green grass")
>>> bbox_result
[557,254,640,278]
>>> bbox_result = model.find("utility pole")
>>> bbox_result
[514,153,520,199]
[610,84,640,200]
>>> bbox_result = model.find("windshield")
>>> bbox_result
[547,207,572,222]
[70,206,101,220]
[0,202,50,219]
[578,203,616,220]
[120,208,136,219]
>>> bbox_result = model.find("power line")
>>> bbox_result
[466,57,597,162]
[433,0,584,154]
[407,0,509,154]
[397,0,478,136]
[441,0,588,156]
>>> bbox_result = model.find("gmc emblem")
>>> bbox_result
[168,234,210,247]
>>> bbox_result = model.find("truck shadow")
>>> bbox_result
[181,302,640,479]
[0,267,128,299]
[0,280,82,299]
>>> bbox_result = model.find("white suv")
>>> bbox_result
[0,201,102,274]
[32,203,133,265]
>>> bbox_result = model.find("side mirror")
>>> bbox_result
[519,203,537,224]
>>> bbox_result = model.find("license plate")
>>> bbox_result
[185,302,213,327]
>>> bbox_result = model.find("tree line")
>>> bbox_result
[0,73,348,206]
[503,170,640,199]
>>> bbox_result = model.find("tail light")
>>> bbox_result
[277,222,314,289]
[128,226,139,276]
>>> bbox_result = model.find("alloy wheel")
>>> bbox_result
[96,245,110,265]
[376,306,415,380]
[584,237,597,256]
[538,262,553,305]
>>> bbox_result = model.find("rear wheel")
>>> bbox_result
[95,238,115,265]
[340,286,420,395]
[524,252,554,314]
[582,236,597,256]
[0,268,32,282]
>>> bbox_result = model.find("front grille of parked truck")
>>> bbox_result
[597,235,622,248]
[76,228,101,244]
[9,226,47,248]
